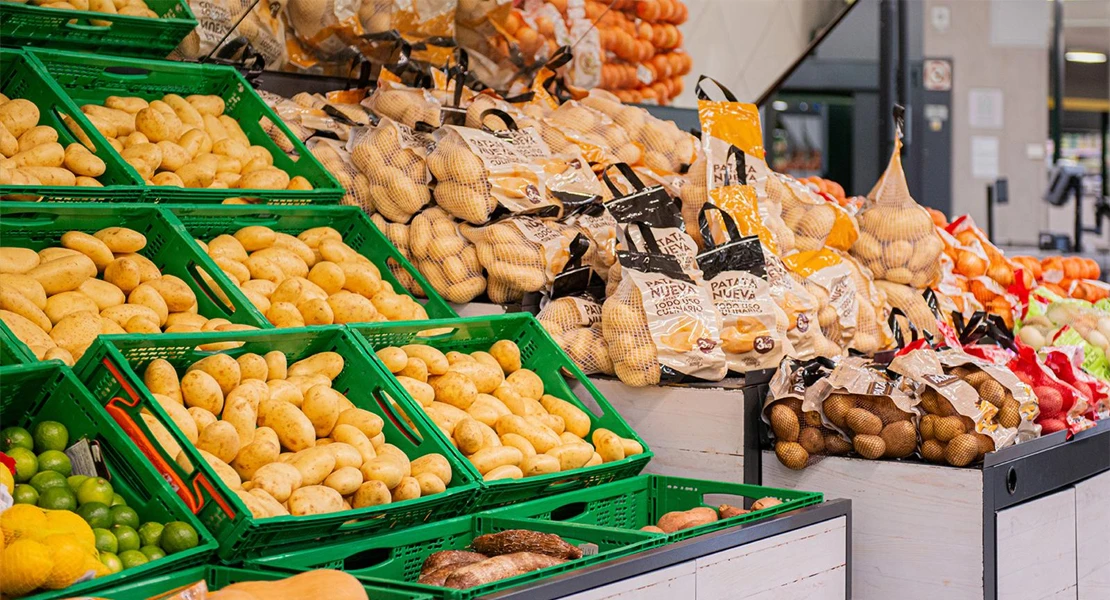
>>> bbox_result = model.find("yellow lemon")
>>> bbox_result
[40,510,96,554]
[0,463,14,492]
[1,504,46,546]
[41,534,92,590]
[0,539,53,597]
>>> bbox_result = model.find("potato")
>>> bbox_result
[376,444,410,474]
[432,371,478,410]
[288,352,344,380]
[391,476,421,502]
[0,282,51,331]
[222,394,257,448]
[286,374,331,396]
[11,141,64,169]
[16,126,57,153]
[334,408,384,439]
[226,379,268,412]
[124,316,160,334]
[236,353,269,381]
[129,284,169,325]
[506,369,543,399]
[116,253,161,283]
[135,106,180,142]
[27,254,97,295]
[467,445,523,475]
[290,447,337,486]
[105,96,148,115]
[489,340,522,374]
[249,488,288,517]
[499,433,537,459]
[232,438,280,480]
[410,453,452,485]
[330,424,376,464]
[180,369,225,414]
[251,462,301,502]
[495,415,560,454]
[423,402,470,434]
[397,357,428,382]
[37,248,80,263]
[326,292,378,324]
[18,166,74,186]
[77,278,125,310]
[322,442,363,470]
[50,310,100,358]
[402,345,449,375]
[153,392,198,443]
[375,347,409,373]
[145,276,196,313]
[559,432,588,446]
[193,448,241,490]
[257,398,315,451]
[539,395,591,438]
[546,443,594,471]
[288,485,344,516]
[621,438,644,456]
[529,413,566,436]
[360,456,404,489]
[234,489,270,518]
[466,394,512,427]
[302,385,341,438]
[63,143,106,177]
[592,428,626,463]
[0,125,17,159]
[483,465,524,481]
[396,376,434,406]
[324,466,363,496]
[0,247,40,275]
[239,168,290,190]
[453,418,485,455]
[584,452,603,467]
[306,261,344,295]
[187,95,225,117]
[414,471,447,496]
[266,380,303,407]
[103,258,142,294]
[0,100,38,138]
[0,275,46,310]
[0,310,55,358]
[352,480,392,508]
[187,406,218,433]
[448,361,504,394]
[493,384,543,416]
[197,421,240,464]
[264,350,287,380]
[521,454,560,477]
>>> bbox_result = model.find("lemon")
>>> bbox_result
[0,539,53,597]
[41,510,96,554]
[0,463,14,492]
[42,534,91,590]
[1,504,46,545]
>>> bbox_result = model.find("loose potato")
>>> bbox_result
[352,480,392,508]
[327,291,378,324]
[466,394,512,427]
[539,395,592,438]
[325,466,364,496]
[397,357,429,382]
[322,442,363,470]
[232,438,280,480]
[49,310,101,359]
[506,369,544,399]
[129,284,169,325]
[528,414,566,436]
[63,143,106,177]
[234,489,271,518]
[251,462,302,502]
[103,258,142,294]
[181,369,225,414]
[0,282,51,331]
[193,448,241,491]
[410,453,452,485]
[302,384,342,437]
[402,345,449,375]
[592,428,626,463]
[483,465,524,481]
[290,447,337,486]
[432,371,477,410]
[222,393,257,447]
[263,350,287,380]
[521,454,560,477]
[489,340,522,373]
[0,275,47,310]
[257,398,316,451]
[27,254,97,295]
[237,353,269,381]
[423,402,470,434]
[248,488,288,517]
[288,485,344,516]
[391,476,421,502]
[145,276,196,312]
[448,361,504,394]
[360,456,404,489]
[414,471,447,496]
[0,247,40,275]
[288,351,344,380]
[187,406,218,433]
[153,392,198,443]
[453,418,485,455]
[197,421,240,464]
[468,445,523,475]
[0,310,55,359]
[375,347,409,373]
[546,443,594,471]
[77,278,125,310]
[495,415,560,453]
[331,424,376,465]
[335,408,384,439]
[0,99,38,138]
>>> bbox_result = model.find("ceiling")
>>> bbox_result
[1063,0,1110,54]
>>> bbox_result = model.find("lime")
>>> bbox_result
[138,522,163,548]
[159,521,199,555]
[37,486,77,511]
[139,545,166,562]
[110,493,126,507]
[77,501,112,529]
[67,474,89,492]
[99,551,123,574]
[118,549,149,570]
[29,470,67,494]
[0,426,33,452]
[8,447,37,482]
[77,477,114,506]
[12,483,39,505]
[93,528,118,554]
[36,450,71,476]
[110,505,140,529]
[112,524,140,553]
[32,421,68,453]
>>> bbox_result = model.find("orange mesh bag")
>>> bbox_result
[408,207,486,303]
[778,173,858,252]
[369,213,424,297]
[308,138,374,213]
[783,249,861,353]
[944,216,1022,327]
[581,89,697,175]
[602,235,727,387]
[350,118,434,223]
[696,206,793,372]
[763,357,849,469]
[762,248,841,359]
[852,114,944,288]
[461,216,571,303]
[363,78,444,129]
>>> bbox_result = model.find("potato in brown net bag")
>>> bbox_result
[580,89,697,175]
[308,138,373,213]
[874,280,940,338]
[763,357,847,469]
[363,79,444,129]
[350,118,434,223]
[811,356,919,460]
[369,213,424,298]
[537,296,614,376]
[408,207,486,303]
[460,216,571,303]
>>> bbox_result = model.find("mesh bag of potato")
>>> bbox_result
[349,118,434,223]
[257,91,314,153]
[363,78,444,129]
[761,248,842,360]
[427,125,557,225]
[874,280,940,339]
[460,216,571,303]
[764,357,849,470]
[284,0,366,62]
[407,207,486,304]
[557,199,619,280]
[465,93,543,132]
[369,214,424,298]
[778,173,858,252]
[308,138,374,213]
[580,89,697,175]
[782,250,861,353]
[851,133,944,288]
[838,252,895,355]
[537,295,614,376]
[695,206,792,372]
[541,100,642,168]
[174,0,288,69]
[602,235,727,387]
[810,356,920,462]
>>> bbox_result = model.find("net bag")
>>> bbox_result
[538,296,614,375]
[763,357,848,469]
[543,100,642,167]
[811,356,919,461]
[308,138,374,213]
[363,78,444,129]
[778,173,858,252]
[461,216,571,303]
[783,249,861,353]
[350,118,434,223]
[580,89,697,175]
[762,248,842,359]
[874,280,940,338]
[408,207,486,303]
[557,199,619,279]
[369,213,424,297]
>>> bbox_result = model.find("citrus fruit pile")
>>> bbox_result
[0,421,199,598]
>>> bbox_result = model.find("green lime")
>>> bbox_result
[32,421,68,453]
[138,522,163,548]
[37,486,76,511]
[67,474,89,492]
[94,528,118,554]
[36,450,71,476]
[139,545,165,562]
[77,477,114,506]
[159,521,199,555]
[110,505,140,529]
[118,549,149,570]
[12,483,39,505]
[99,552,123,574]
[0,426,33,452]
[112,524,140,553]
[29,470,67,494]
[77,501,112,529]
[8,447,37,483]
[110,493,126,507]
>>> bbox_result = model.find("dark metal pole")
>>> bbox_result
[987,184,995,243]
[1051,0,1065,164]
[880,0,898,160]
[897,0,910,151]
[1102,111,1108,200]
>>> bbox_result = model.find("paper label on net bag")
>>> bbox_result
[570,295,603,326]
[509,216,571,283]
[451,126,554,214]
[706,269,788,370]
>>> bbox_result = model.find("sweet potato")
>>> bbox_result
[470,529,583,560]
[443,552,567,589]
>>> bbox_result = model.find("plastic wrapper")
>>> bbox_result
[580,89,697,175]
[763,357,846,470]
[363,78,444,129]
[762,248,841,359]
[852,128,944,288]
[349,118,434,223]
[454,1,559,89]
[1007,344,1094,435]
[537,295,613,375]
[308,138,375,212]
[465,93,542,131]
[782,250,861,353]
[1041,346,1110,421]
[369,213,425,297]
[602,246,727,387]
[427,125,556,224]
[778,173,857,252]
[257,90,315,152]
[461,216,570,303]
[408,207,486,303]
[175,0,288,69]
[696,206,792,372]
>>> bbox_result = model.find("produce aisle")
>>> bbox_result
[0,2,1107,599]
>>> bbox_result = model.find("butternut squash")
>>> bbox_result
[212,570,368,600]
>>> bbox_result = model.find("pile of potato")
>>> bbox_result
[141,350,455,517]
[918,365,1014,467]
[0,96,107,187]
[80,93,311,191]
[0,227,255,364]
[375,340,643,481]
[195,224,429,327]
[20,0,159,18]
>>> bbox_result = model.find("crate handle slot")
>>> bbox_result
[341,546,392,571]
[103,66,152,79]
[64,20,113,32]
[52,106,102,155]
[231,214,283,227]
[548,501,589,521]
[543,479,586,494]
[375,389,423,445]
[0,210,60,227]
[186,263,236,316]
[565,379,607,419]
[105,396,202,513]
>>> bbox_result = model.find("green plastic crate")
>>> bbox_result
[164,204,457,320]
[0,361,217,600]
[73,326,481,561]
[486,473,825,543]
[88,565,435,600]
[26,49,343,204]
[0,0,196,59]
[247,514,663,599]
[0,49,143,202]
[0,202,265,362]
[348,313,652,509]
